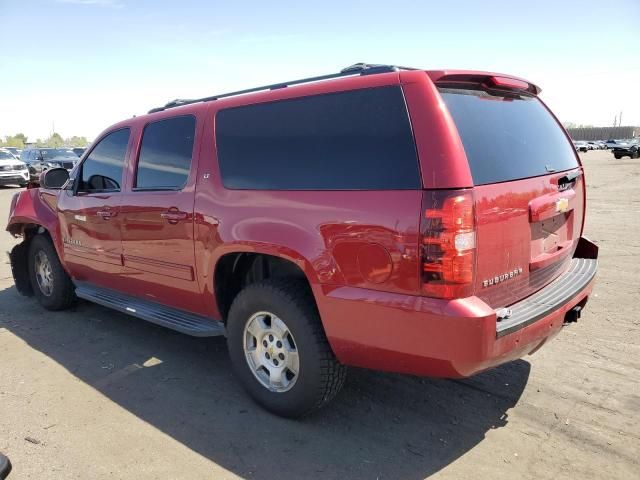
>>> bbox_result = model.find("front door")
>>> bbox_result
[118,115,204,314]
[58,128,131,288]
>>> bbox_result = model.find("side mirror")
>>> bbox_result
[40,167,70,189]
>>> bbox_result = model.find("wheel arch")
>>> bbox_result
[212,247,321,324]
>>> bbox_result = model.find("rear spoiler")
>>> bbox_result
[426,70,541,95]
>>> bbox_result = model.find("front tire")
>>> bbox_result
[28,235,76,310]
[227,279,346,418]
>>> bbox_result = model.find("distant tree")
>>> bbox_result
[65,135,89,147]
[46,132,65,147]
[2,133,28,147]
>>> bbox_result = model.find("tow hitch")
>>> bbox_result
[564,305,583,324]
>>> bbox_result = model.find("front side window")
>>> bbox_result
[78,128,130,192]
[135,115,196,190]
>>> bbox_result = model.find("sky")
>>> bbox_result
[1,0,639,141]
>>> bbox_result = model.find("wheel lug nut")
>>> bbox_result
[269,334,274,342]
[278,353,285,360]
[262,340,268,347]
[273,359,279,366]
[276,341,282,348]
[265,353,270,359]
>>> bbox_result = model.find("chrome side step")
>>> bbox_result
[75,282,225,337]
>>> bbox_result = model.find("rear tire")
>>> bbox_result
[614,154,622,159]
[227,279,346,418]
[28,235,76,310]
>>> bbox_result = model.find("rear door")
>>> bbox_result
[439,87,583,308]
[58,128,130,287]
[118,114,204,314]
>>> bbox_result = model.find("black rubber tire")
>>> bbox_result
[227,279,346,418]
[0,452,11,480]
[614,154,622,159]
[19,183,27,188]
[28,234,76,311]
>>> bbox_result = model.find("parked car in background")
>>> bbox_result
[573,141,589,152]
[20,148,79,182]
[605,139,621,149]
[0,148,29,187]
[6,64,598,417]
[611,140,639,159]
[72,147,86,157]
[4,147,22,159]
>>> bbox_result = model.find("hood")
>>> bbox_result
[0,158,26,167]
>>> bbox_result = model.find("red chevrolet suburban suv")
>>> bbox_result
[7,64,598,417]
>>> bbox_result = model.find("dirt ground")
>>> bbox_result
[0,149,638,480]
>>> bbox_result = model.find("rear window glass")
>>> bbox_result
[439,88,579,184]
[215,86,420,190]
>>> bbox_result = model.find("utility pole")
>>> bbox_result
[619,111,623,127]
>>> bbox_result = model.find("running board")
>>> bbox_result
[74,282,225,337]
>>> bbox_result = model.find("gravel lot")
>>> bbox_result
[0,149,638,480]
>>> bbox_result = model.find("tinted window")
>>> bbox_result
[216,86,420,190]
[135,116,196,190]
[41,149,77,159]
[439,88,579,184]
[79,128,129,192]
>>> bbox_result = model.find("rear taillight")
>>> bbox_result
[421,189,476,299]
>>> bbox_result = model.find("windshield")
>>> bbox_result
[439,88,579,184]
[41,149,77,159]
[0,151,15,160]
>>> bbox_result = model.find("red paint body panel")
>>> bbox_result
[5,67,597,380]
[316,275,595,377]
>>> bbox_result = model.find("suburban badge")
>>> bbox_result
[482,267,523,288]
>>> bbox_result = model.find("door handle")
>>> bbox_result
[97,209,116,219]
[160,209,188,224]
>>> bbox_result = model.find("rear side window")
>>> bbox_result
[439,88,579,185]
[79,128,130,192]
[216,86,420,190]
[135,115,196,190]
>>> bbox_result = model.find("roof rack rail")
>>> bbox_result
[147,63,416,113]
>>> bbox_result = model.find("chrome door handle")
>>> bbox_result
[160,210,188,223]
[97,209,116,219]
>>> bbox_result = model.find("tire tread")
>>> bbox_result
[229,279,346,416]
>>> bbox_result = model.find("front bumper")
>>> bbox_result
[0,172,28,185]
[316,237,598,378]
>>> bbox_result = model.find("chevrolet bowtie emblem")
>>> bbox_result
[556,198,569,213]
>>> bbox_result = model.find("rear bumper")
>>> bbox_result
[316,237,598,378]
